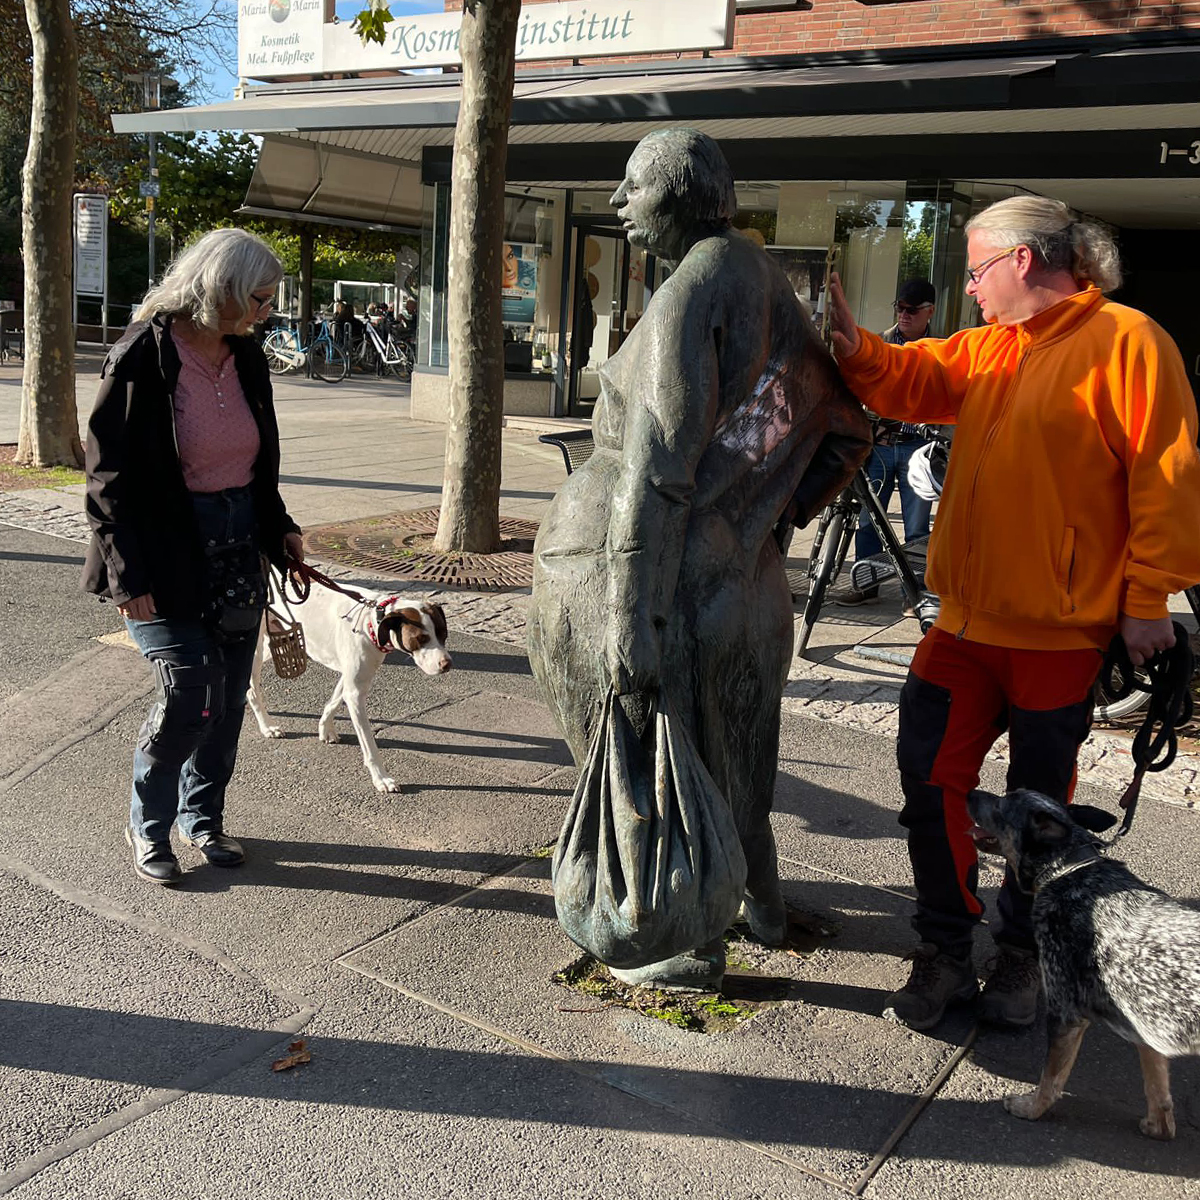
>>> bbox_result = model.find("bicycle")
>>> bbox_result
[362,315,415,379]
[262,317,349,382]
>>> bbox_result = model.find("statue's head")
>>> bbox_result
[610,129,736,262]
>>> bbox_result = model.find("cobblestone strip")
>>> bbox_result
[0,491,90,542]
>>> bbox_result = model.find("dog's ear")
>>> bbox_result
[1067,804,1119,834]
[397,607,427,654]
[1029,810,1073,844]
[427,603,448,644]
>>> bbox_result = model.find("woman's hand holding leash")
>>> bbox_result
[284,531,305,565]
[827,273,862,360]
[118,594,157,621]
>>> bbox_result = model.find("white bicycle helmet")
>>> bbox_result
[907,441,947,501]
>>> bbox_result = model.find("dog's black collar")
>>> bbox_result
[1034,844,1104,892]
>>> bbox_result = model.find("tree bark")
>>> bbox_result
[433,0,520,554]
[18,0,82,468]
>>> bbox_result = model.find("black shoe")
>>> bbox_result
[125,826,181,885]
[882,942,977,1030]
[835,585,879,607]
[182,830,245,867]
[979,944,1040,1027]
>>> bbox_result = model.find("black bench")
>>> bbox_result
[539,428,595,475]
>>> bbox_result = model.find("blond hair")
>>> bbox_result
[966,196,1121,293]
[134,228,282,329]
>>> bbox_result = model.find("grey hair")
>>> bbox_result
[134,228,283,328]
[634,128,737,228]
[966,196,1122,293]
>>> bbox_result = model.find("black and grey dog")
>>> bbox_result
[967,787,1200,1140]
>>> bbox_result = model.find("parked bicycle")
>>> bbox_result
[792,424,950,657]
[360,313,415,378]
[263,317,349,382]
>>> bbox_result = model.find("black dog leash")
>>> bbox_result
[1099,623,1194,839]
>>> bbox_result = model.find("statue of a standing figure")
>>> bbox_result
[529,129,870,989]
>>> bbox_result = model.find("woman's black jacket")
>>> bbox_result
[81,315,300,616]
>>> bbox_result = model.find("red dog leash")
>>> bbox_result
[281,558,417,655]
[282,558,367,606]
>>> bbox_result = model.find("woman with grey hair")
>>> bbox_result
[83,228,304,885]
[826,193,1200,1034]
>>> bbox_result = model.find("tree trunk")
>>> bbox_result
[18,0,82,468]
[433,0,520,554]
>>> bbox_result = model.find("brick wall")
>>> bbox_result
[447,0,1200,61]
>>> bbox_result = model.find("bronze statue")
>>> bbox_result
[529,129,870,989]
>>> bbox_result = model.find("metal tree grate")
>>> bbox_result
[303,507,537,590]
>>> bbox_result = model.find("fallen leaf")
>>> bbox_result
[272,1038,312,1072]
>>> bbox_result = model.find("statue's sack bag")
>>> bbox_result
[552,688,748,970]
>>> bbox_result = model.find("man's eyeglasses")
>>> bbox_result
[893,302,932,316]
[250,291,275,310]
[966,246,1019,285]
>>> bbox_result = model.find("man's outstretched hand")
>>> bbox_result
[827,272,861,360]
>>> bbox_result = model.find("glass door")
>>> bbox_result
[565,223,653,417]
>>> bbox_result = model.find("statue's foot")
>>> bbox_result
[739,893,787,947]
[609,940,725,992]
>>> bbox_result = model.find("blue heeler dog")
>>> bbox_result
[967,787,1200,1140]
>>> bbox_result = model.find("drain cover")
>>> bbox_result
[304,507,537,590]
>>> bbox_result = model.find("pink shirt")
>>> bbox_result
[172,336,261,493]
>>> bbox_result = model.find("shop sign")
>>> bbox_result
[501,242,539,326]
[239,0,735,80]
[73,194,107,298]
[1159,139,1200,166]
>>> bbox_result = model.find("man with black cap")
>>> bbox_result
[838,278,938,605]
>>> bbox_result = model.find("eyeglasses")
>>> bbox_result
[893,302,932,316]
[250,291,275,310]
[966,246,1019,285]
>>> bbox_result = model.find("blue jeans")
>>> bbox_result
[855,441,932,561]
[125,489,261,844]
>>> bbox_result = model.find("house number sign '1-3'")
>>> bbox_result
[1160,140,1200,165]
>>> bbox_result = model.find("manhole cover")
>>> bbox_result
[303,507,537,590]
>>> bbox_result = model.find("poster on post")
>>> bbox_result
[501,242,539,327]
[73,194,108,298]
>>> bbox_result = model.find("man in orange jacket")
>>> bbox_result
[828,195,1200,1031]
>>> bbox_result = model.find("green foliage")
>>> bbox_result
[109,132,257,243]
[351,2,394,46]
[900,229,934,285]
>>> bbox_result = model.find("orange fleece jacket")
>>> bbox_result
[839,286,1200,650]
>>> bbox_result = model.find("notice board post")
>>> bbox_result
[73,193,108,344]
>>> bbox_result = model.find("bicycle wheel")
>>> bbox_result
[263,330,297,375]
[310,341,349,383]
[795,508,848,657]
[1094,664,1153,722]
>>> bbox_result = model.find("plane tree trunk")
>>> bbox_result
[433,0,520,554]
[18,0,83,468]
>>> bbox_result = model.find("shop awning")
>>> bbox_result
[239,136,424,232]
[111,52,1065,139]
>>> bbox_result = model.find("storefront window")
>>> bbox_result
[418,181,450,368]
[418,183,564,375]
[500,190,562,374]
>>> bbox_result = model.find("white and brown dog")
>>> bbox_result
[247,573,451,793]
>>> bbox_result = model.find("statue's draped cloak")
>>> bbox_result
[529,230,869,884]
